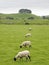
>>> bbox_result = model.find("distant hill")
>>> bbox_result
[0,13,41,19]
[0,13,49,25]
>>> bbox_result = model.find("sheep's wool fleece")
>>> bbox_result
[22,41,31,45]
[15,50,30,58]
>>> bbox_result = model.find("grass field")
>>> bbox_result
[0,25,49,65]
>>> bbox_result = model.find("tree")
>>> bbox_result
[42,16,46,19]
[42,16,49,19]
[19,9,32,14]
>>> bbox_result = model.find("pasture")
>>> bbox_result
[0,25,49,65]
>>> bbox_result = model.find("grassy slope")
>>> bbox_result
[0,13,49,25]
[0,25,49,65]
[0,13,41,24]
[0,13,40,18]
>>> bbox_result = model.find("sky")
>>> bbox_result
[0,0,49,16]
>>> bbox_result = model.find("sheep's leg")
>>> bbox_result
[28,55,31,61]
[29,45,31,47]
[26,56,28,61]
[24,44,27,47]
[20,57,23,61]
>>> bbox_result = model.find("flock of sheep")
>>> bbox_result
[14,27,32,61]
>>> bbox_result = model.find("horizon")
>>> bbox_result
[0,0,49,16]
[0,9,49,16]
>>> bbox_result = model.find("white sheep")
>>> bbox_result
[20,41,31,48]
[29,28,32,31]
[14,50,31,61]
[25,33,31,37]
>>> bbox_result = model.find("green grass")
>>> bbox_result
[0,25,49,65]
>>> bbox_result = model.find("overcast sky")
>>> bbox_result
[0,0,49,16]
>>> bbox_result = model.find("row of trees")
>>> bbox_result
[42,16,49,19]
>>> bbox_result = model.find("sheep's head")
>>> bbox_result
[20,45,22,48]
[14,57,16,61]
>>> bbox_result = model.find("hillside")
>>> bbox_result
[0,13,40,19]
[0,13,49,25]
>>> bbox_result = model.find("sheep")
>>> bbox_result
[25,33,31,37]
[20,41,31,48]
[14,50,31,61]
[29,28,32,31]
